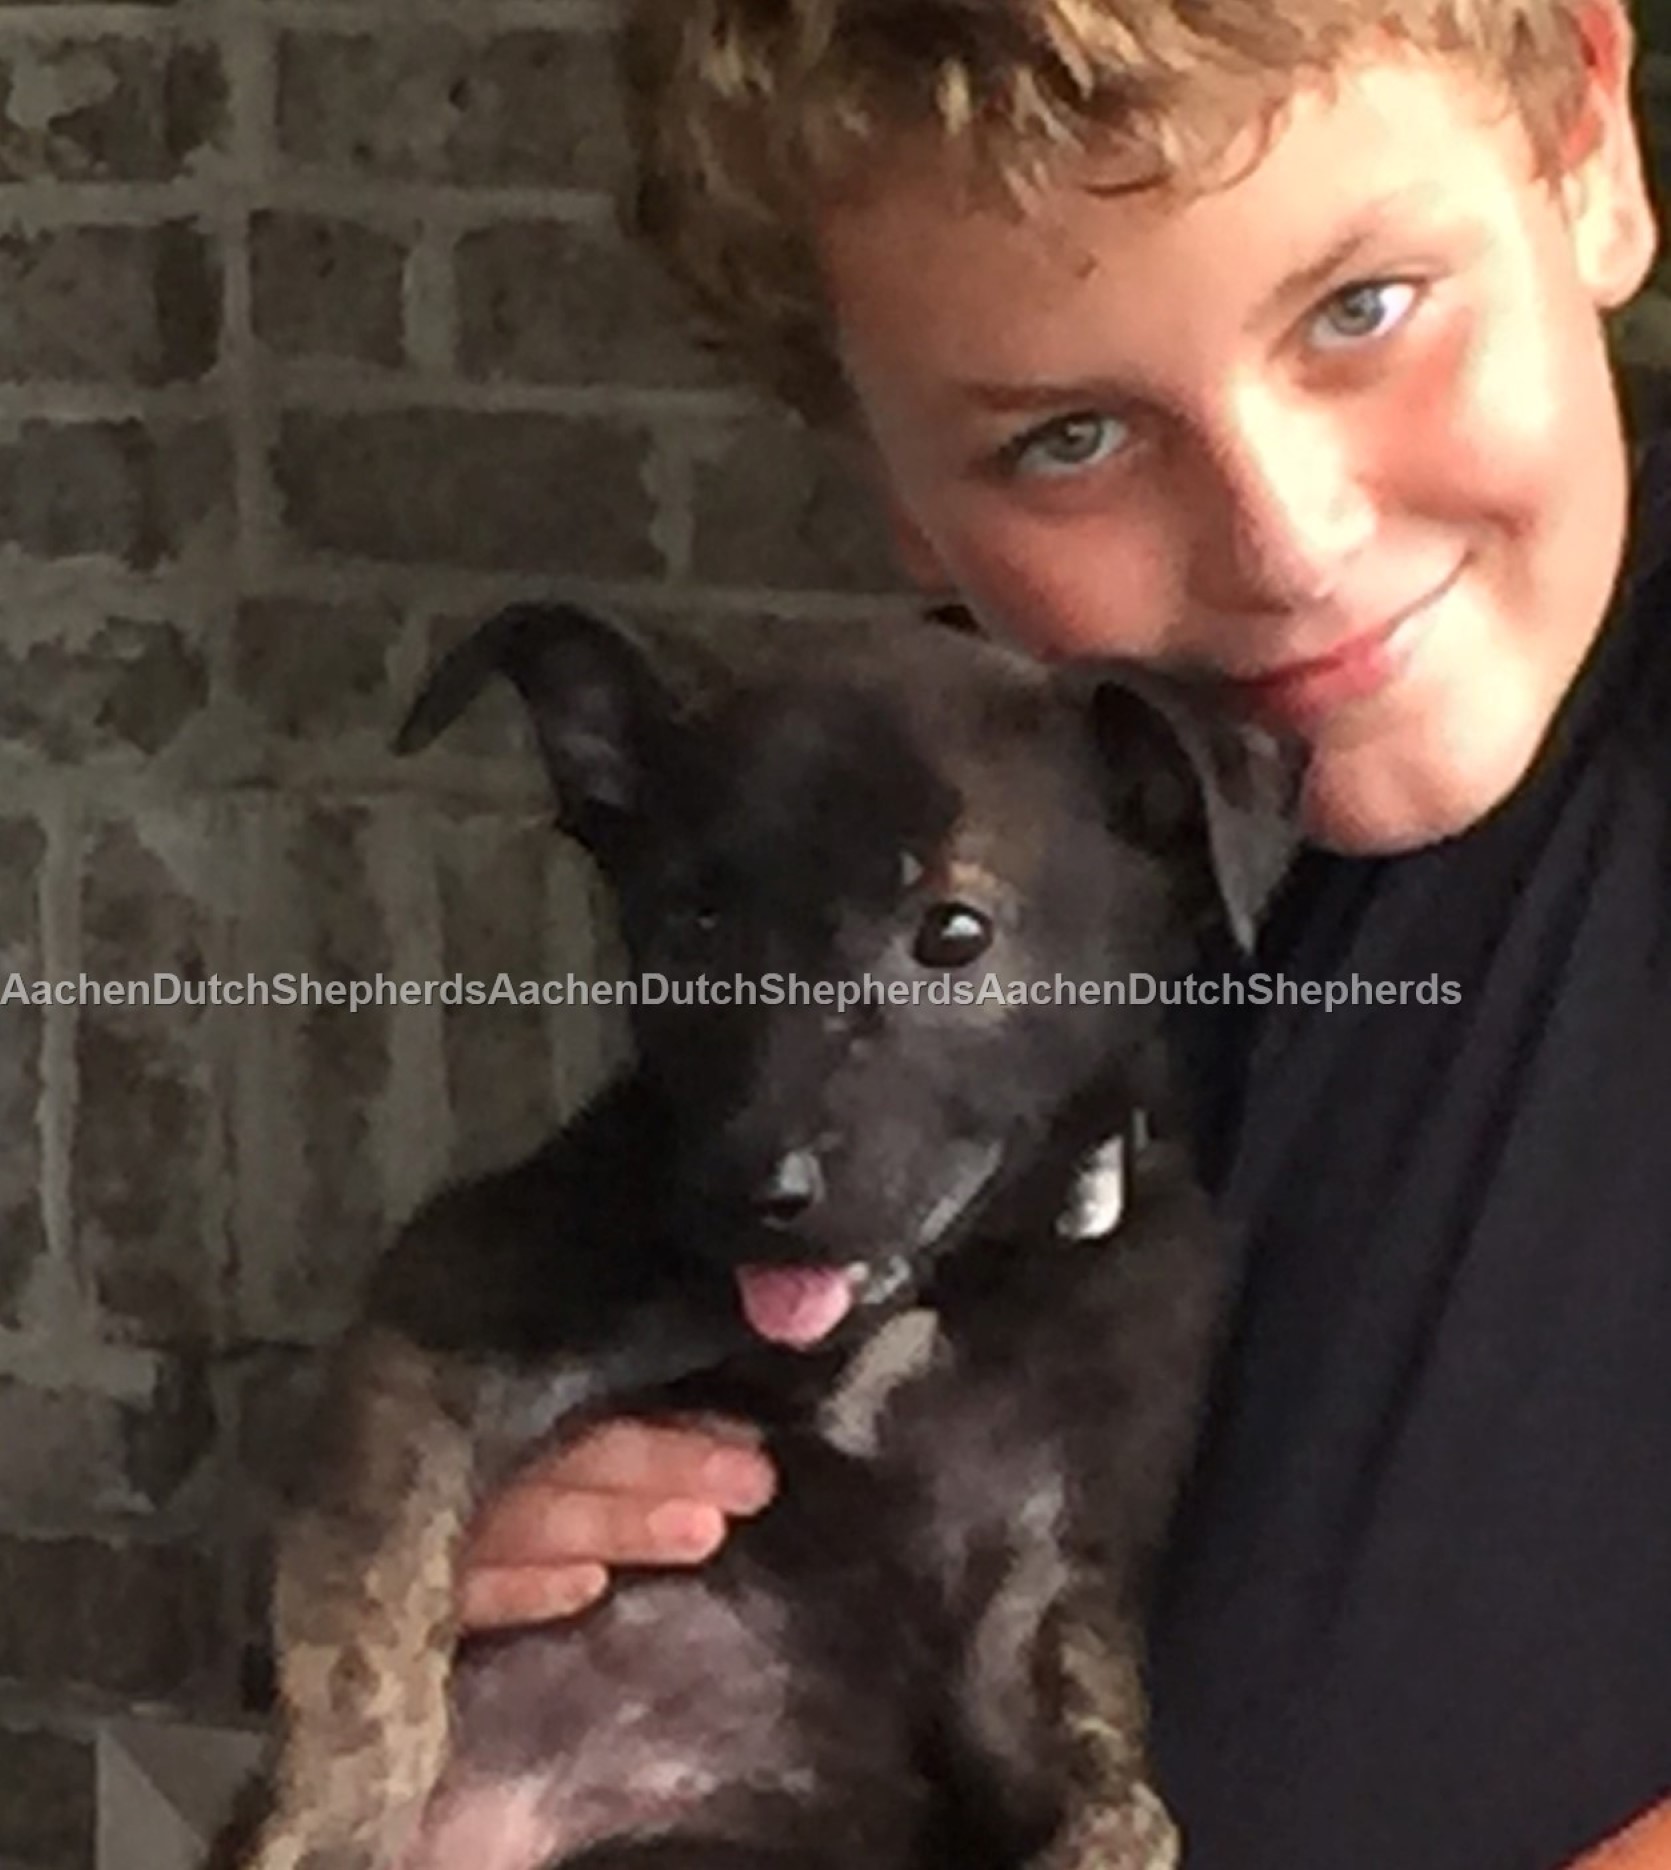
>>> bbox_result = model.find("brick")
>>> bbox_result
[0,224,218,386]
[276,28,627,188]
[251,212,406,367]
[0,1360,213,1520]
[0,817,45,1330]
[456,220,718,389]
[275,410,660,576]
[121,1354,217,1505]
[0,419,230,568]
[79,817,217,999]
[226,802,402,1340]
[0,1534,222,1701]
[435,811,562,1176]
[232,596,402,740]
[229,1344,325,1511]
[0,820,45,955]
[0,38,224,183]
[76,1021,220,1343]
[689,417,904,593]
[0,1725,93,1870]
[0,618,206,761]
[76,818,220,1345]
[285,807,394,1327]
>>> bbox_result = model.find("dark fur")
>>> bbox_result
[220,607,1295,1870]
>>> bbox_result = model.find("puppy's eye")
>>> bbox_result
[913,902,993,968]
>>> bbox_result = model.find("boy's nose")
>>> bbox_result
[1193,389,1376,615]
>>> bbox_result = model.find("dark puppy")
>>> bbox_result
[224,606,1295,1870]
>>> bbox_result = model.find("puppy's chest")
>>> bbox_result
[802,1285,1093,1611]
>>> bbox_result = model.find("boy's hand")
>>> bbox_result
[457,1418,778,1631]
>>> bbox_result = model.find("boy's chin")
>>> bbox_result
[1298,724,1547,858]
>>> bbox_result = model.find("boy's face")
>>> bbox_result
[817,25,1657,853]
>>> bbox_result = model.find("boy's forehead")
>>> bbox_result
[816,50,1533,334]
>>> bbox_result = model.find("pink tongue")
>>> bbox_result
[736,1264,857,1348]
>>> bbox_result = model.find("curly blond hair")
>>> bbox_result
[621,0,1602,420]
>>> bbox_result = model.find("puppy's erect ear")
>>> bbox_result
[1085,670,1305,953]
[396,603,677,851]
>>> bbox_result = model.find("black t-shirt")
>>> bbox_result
[1147,439,1671,1870]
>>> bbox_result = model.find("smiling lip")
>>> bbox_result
[1222,563,1464,730]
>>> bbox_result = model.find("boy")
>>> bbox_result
[455,2,1669,1863]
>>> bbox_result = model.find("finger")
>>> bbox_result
[466,1483,730,1572]
[527,1418,777,1515]
[459,1561,609,1633]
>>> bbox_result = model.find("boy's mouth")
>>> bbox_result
[1223,560,1465,731]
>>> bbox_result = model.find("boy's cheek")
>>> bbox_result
[881,474,1190,667]
[925,521,1183,667]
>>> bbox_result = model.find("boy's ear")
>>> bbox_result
[1080,668,1306,954]
[1558,0,1658,311]
[396,602,678,855]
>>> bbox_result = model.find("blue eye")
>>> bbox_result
[1007,411,1129,479]
[1311,280,1418,350]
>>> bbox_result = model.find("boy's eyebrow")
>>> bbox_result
[1251,192,1427,322]
[954,190,1432,413]
[956,376,1136,415]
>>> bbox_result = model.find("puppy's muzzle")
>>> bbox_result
[754,1147,826,1227]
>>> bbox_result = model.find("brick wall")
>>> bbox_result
[0,2,911,1858]
[0,4,1667,1863]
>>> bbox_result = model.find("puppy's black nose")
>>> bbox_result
[754,1148,825,1226]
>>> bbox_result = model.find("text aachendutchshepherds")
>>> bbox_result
[2,970,1464,1013]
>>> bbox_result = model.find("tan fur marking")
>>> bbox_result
[1033,1614,1180,1870]
[235,1330,479,1870]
